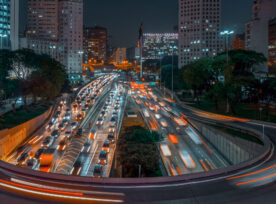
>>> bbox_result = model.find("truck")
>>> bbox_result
[39,149,56,173]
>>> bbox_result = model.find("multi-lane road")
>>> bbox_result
[1,75,276,203]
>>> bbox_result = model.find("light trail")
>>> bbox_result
[0,179,123,203]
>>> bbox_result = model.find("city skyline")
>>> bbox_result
[19,0,255,47]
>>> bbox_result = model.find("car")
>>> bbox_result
[102,140,110,152]
[92,164,103,178]
[34,148,44,160]
[56,111,62,116]
[96,117,104,126]
[100,111,107,118]
[76,128,83,137]
[89,128,97,140]
[109,117,116,127]
[108,132,115,143]
[98,150,108,165]
[109,126,116,133]
[72,104,78,112]
[86,100,91,105]
[71,157,83,176]
[25,158,38,170]
[112,111,118,118]
[58,137,68,151]
[103,105,108,111]
[71,121,78,130]
[66,108,71,113]
[41,136,54,148]
[17,152,29,166]
[76,114,83,121]
[155,114,162,120]
[81,107,86,113]
[63,113,71,120]
[58,123,66,131]
[84,104,89,110]
[81,141,91,154]
[46,121,55,131]
[64,130,72,138]
[143,109,150,118]
[51,130,60,138]
[160,118,168,127]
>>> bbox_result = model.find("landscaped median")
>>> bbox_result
[113,97,164,178]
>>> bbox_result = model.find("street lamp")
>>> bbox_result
[220,30,234,113]
[158,51,164,90]
[220,30,234,65]
[170,45,177,100]
[0,34,8,49]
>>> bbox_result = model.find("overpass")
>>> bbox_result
[0,103,276,204]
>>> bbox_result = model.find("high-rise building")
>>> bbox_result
[83,26,107,63]
[0,0,19,50]
[245,0,276,76]
[178,0,223,68]
[26,0,83,75]
[142,33,178,60]
[232,34,245,50]
[58,0,83,75]
[268,18,276,77]
[112,48,126,65]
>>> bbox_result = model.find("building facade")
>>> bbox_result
[178,0,223,68]
[142,33,178,60]
[268,18,276,76]
[112,48,126,65]
[245,0,276,76]
[26,0,83,75]
[232,34,245,50]
[0,0,19,50]
[83,26,107,63]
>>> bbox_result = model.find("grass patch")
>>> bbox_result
[189,100,276,123]
[0,103,51,130]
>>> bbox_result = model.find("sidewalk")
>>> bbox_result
[0,97,33,116]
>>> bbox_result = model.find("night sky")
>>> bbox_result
[20,0,255,47]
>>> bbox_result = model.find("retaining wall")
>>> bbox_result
[0,106,54,160]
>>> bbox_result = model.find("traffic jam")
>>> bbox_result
[130,83,227,176]
[71,82,126,178]
[11,74,118,177]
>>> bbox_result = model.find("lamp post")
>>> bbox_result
[158,51,164,90]
[220,30,234,113]
[0,34,8,49]
[220,30,234,65]
[170,46,177,100]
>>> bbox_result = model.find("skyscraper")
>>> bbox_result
[143,33,178,60]
[26,0,83,75]
[268,18,276,77]
[0,0,19,50]
[178,0,223,68]
[232,34,245,50]
[83,26,107,63]
[245,0,276,76]
[58,0,83,75]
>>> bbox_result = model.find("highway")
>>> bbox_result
[1,78,276,203]
[5,74,121,178]
[130,85,229,176]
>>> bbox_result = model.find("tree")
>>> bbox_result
[206,82,226,110]
[182,57,213,104]
[118,127,163,177]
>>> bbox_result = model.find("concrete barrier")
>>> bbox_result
[0,106,54,160]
